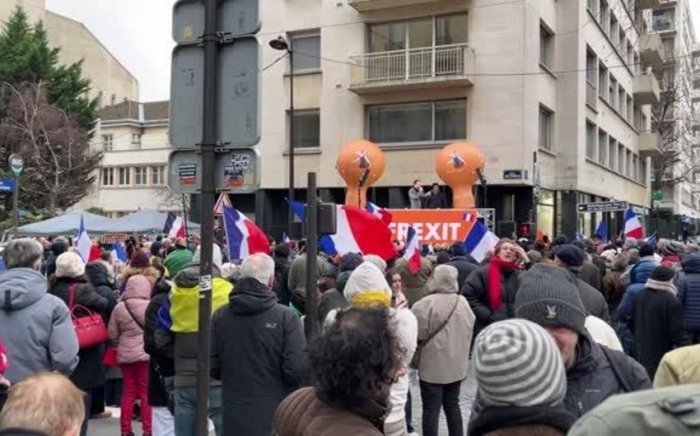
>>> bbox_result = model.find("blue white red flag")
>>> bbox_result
[463,219,499,263]
[164,212,186,238]
[624,209,644,239]
[319,205,397,261]
[223,204,270,261]
[402,227,421,274]
[76,215,91,263]
[365,201,393,225]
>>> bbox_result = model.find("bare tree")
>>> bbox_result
[0,82,101,215]
[154,185,190,214]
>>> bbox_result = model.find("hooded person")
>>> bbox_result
[469,319,577,436]
[512,264,650,417]
[411,265,476,436]
[629,266,690,379]
[339,262,418,436]
[317,253,363,326]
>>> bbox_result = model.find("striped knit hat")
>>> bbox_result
[473,319,567,408]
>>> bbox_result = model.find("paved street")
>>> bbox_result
[89,364,478,435]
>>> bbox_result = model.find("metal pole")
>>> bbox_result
[304,172,318,340]
[288,49,295,237]
[12,176,18,237]
[196,0,217,433]
[181,193,189,238]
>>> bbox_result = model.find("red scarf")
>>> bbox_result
[488,256,521,312]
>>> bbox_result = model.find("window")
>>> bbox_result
[641,159,647,184]
[627,41,633,66]
[618,144,625,173]
[652,9,674,32]
[662,37,675,59]
[610,77,617,108]
[626,150,632,177]
[609,138,617,169]
[134,167,147,186]
[601,0,610,33]
[435,14,469,46]
[598,130,608,165]
[626,95,633,122]
[633,155,639,181]
[291,34,320,72]
[151,165,165,186]
[101,134,113,152]
[539,105,553,151]
[587,0,598,17]
[540,24,554,68]
[118,167,130,186]
[598,62,608,99]
[102,168,114,186]
[369,14,468,53]
[618,87,625,114]
[131,133,142,147]
[611,17,619,45]
[619,30,626,54]
[586,121,596,160]
[586,48,596,86]
[291,109,321,148]
[368,99,466,143]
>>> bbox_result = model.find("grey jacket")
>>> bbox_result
[408,187,424,209]
[0,268,79,383]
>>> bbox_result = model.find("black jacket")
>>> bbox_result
[423,191,447,209]
[85,263,118,321]
[144,279,174,407]
[317,271,351,326]
[211,277,306,436]
[461,264,520,336]
[273,256,292,306]
[468,405,576,436]
[42,242,66,277]
[678,254,700,332]
[49,278,108,390]
[571,271,610,322]
[448,255,478,290]
[629,285,690,379]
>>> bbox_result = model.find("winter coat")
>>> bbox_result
[144,278,174,407]
[579,260,602,292]
[384,308,417,435]
[629,282,690,379]
[569,269,610,322]
[273,387,385,436]
[468,405,576,436]
[108,275,151,364]
[163,248,193,279]
[49,277,108,390]
[461,264,520,337]
[391,257,433,307]
[273,255,292,306]
[411,267,476,384]
[287,254,331,296]
[447,255,478,290]
[423,191,447,209]
[317,271,350,326]
[653,344,700,388]
[0,268,78,383]
[42,241,66,277]
[564,333,650,417]
[677,253,700,332]
[602,270,625,309]
[615,259,656,353]
[85,262,118,320]
[585,316,623,352]
[211,277,306,436]
[408,187,424,210]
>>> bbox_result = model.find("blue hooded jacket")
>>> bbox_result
[679,253,700,331]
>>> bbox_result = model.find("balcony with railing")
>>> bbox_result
[639,33,663,70]
[638,132,661,158]
[348,0,444,11]
[349,44,474,94]
[633,71,661,105]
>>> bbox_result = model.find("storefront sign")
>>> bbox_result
[577,201,628,213]
[503,169,523,180]
[386,209,478,244]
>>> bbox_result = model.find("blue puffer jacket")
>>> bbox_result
[679,254,700,332]
[615,260,656,354]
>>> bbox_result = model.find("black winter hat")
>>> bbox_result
[639,244,655,258]
[553,244,586,267]
[450,242,467,256]
[651,266,675,282]
[339,253,363,273]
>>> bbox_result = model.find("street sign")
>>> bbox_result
[8,154,23,177]
[167,148,260,194]
[577,201,629,213]
[503,169,523,180]
[170,38,261,149]
[652,190,663,202]
[0,179,15,192]
[173,0,261,44]
[213,192,233,216]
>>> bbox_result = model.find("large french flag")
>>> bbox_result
[319,205,397,261]
[365,201,393,225]
[464,219,500,263]
[624,208,644,239]
[403,227,421,274]
[223,204,270,261]
[76,215,91,263]
[164,212,186,238]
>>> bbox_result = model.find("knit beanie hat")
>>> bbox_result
[473,319,567,407]
[552,244,585,267]
[55,252,85,278]
[450,242,467,256]
[651,265,675,282]
[339,253,363,273]
[129,251,150,269]
[515,264,587,334]
[344,262,392,308]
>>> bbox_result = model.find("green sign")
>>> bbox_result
[652,190,663,202]
[8,154,23,177]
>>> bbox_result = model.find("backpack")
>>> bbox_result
[568,383,700,435]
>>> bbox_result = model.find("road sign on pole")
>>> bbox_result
[9,154,23,177]
[577,201,629,213]
[173,0,261,45]
[0,179,15,193]
[167,148,260,194]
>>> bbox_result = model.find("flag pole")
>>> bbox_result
[181,194,189,238]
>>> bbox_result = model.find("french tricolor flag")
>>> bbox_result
[403,227,421,274]
[464,219,500,263]
[319,205,397,261]
[365,201,393,225]
[624,208,644,239]
[223,204,270,261]
[164,212,186,238]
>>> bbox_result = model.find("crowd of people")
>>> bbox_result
[1,231,700,435]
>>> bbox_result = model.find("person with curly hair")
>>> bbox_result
[273,307,404,436]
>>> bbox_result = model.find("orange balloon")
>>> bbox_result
[435,142,485,209]
[336,140,386,208]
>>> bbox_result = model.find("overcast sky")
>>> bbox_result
[45,0,700,103]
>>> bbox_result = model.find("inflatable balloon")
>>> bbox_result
[336,140,386,208]
[435,142,485,209]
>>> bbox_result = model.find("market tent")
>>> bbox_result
[101,209,200,234]
[16,211,117,236]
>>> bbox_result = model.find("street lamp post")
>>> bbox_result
[269,36,295,237]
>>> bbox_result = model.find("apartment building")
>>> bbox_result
[74,101,175,218]
[0,0,139,106]
[228,0,660,239]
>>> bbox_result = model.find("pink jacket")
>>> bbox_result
[108,275,151,364]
